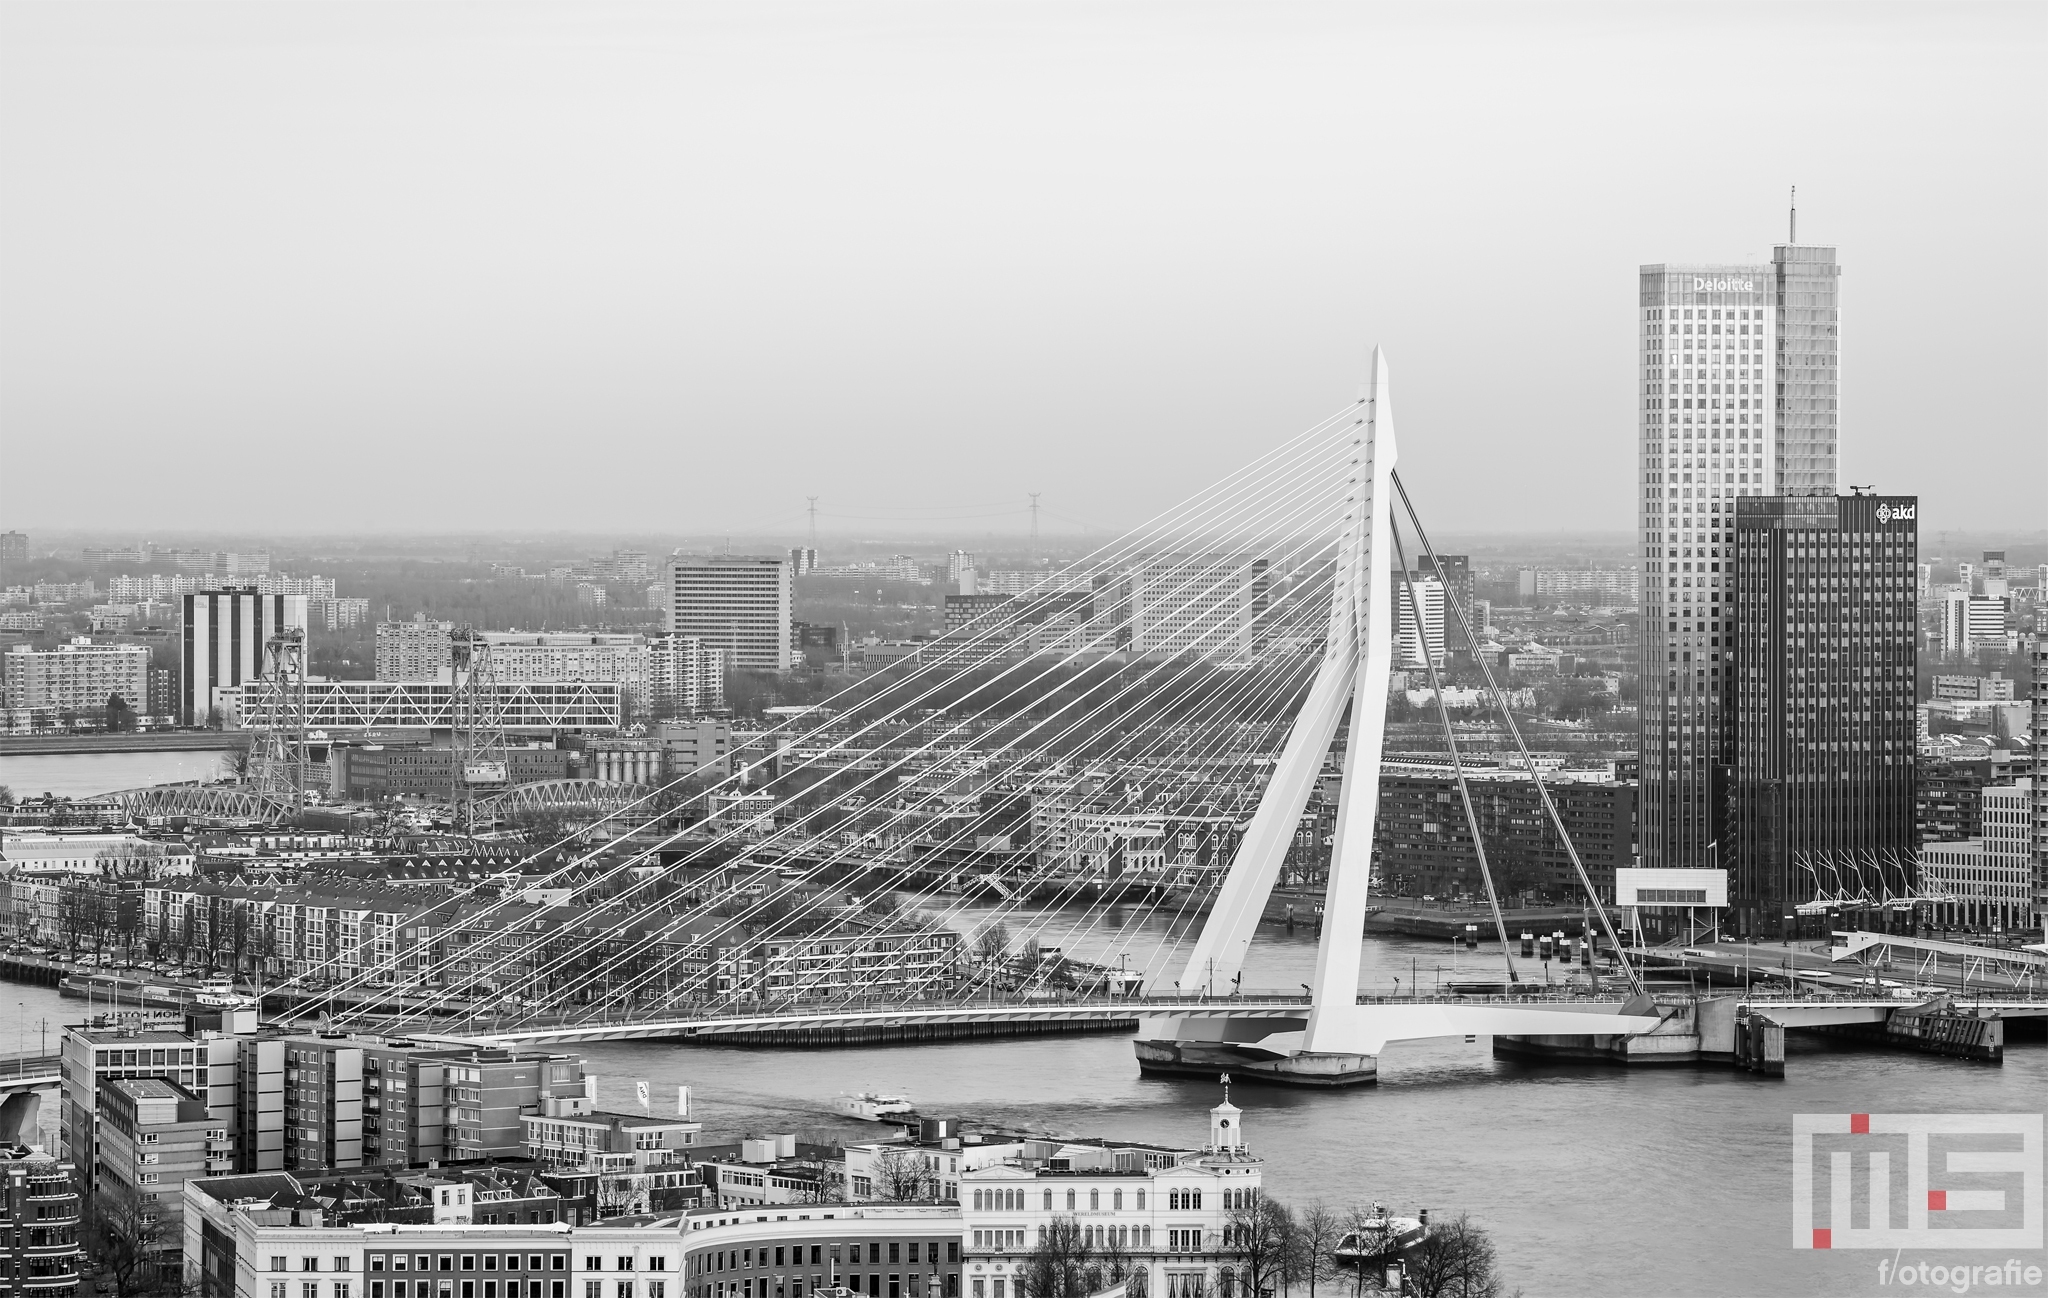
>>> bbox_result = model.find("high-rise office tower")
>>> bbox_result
[2032,606,2047,932]
[180,588,309,725]
[664,555,793,670]
[1394,574,1446,669]
[1723,494,1917,938]
[1413,554,1473,634]
[1636,220,1840,869]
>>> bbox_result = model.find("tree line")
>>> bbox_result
[1016,1194,1511,1298]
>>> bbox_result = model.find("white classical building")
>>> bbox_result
[959,1095,1262,1298]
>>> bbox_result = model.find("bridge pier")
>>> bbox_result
[1733,1013,1786,1076]
[1493,995,2018,1076]
[1804,999,2005,1064]
[0,1091,41,1144]
[1493,1000,1709,1068]
[1133,1038,1378,1087]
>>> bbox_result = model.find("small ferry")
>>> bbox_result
[194,977,258,1009]
[833,1092,916,1122]
[1333,1206,1429,1269]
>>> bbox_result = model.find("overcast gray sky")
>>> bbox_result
[3,2,2041,539]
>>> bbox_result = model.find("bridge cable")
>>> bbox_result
[311,427,1352,1027]
[1389,519,1521,984]
[500,488,1348,1023]
[1392,470,1647,1000]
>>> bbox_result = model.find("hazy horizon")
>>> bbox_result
[4,3,2043,535]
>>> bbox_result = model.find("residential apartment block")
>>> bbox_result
[377,617,457,681]
[2,638,150,715]
[1373,763,1636,902]
[663,556,793,671]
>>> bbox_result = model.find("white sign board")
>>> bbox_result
[1616,867,1728,908]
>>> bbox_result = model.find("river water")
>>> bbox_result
[5,756,2042,1296]
[0,748,237,798]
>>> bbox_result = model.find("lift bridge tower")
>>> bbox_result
[450,627,510,834]
[249,627,311,817]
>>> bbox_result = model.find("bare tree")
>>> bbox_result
[1227,1195,1296,1298]
[81,1182,175,1298]
[974,920,1010,963]
[1295,1200,1342,1298]
[58,877,115,958]
[96,843,168,959]
[595,1171,643,1218]
[1097,1223,1136,1286]
[1405,1215,1503,1298]
[872,1146,939,1201]
[1340,1203,1403,1298]
[1017,1215,1094,1298]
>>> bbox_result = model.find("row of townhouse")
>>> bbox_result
[133,874,963,1007]
[1029,792,1245,889]
[467,912,967,1008]
[142,881,464,987]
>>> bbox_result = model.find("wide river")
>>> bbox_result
[5,754,2042,1296]
[0,748,238,798]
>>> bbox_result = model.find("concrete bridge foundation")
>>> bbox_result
[0,1091,41,1144]
[1493,1000,1711,1068]
[1133,1037,1378,1087]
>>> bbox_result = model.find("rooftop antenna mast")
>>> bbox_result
[807,497,819,550]
[1789,185,1797,244]
[1029,493,1041,561]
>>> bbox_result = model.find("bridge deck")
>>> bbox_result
[393,989,2048,1048]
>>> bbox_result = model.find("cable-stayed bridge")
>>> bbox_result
[269,351,1722,1083]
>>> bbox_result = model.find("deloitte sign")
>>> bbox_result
[1693,276,1756,292]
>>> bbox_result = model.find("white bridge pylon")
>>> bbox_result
[1136,349,1662,1084]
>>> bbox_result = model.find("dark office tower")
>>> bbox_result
[1414,554,1473,635]
[2033,606,2047,930]
[1723,494,1918,939]
[1637,229,1841,870]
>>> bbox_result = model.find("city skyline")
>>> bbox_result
[0,9,2042,1298]
[3,5,2042,535]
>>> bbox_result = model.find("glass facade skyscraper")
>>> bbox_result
[1636,239,1840,870]
[1723,494,1918,938]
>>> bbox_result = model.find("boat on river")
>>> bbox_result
[833,1092,916,1122]
[1333,1206,1429,1269]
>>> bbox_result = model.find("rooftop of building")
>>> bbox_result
[103,1076,198,1102]
[71,1027,200,1046]
[0,1147,68,1173]
[189,1172,323,1210]
[528,1109,699,1131]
